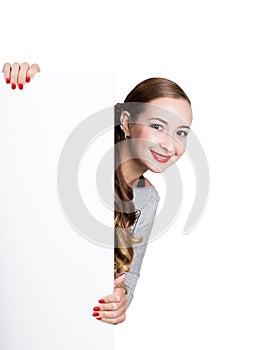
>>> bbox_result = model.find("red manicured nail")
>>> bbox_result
[19,84,24,90]
[92,312,99,317]
[98,299,105,304]
[93,306,100,311]
[6,78,10,84]
[96,317,102,320]
[26,76,31,83]
[11,83,16,90]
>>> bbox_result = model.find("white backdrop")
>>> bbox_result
[0,73,114,349]
[1,0,268,349]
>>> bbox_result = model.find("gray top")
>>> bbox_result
[124,184,160,307]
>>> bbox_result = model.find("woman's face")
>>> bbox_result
[124,97,193,173]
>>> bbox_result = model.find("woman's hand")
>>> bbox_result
[92,273,128,325]
[2,62,40,90]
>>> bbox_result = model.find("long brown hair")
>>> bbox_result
[114,78,191,278]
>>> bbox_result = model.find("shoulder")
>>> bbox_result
[144,177,153,187]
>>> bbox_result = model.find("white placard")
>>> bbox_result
[0,73,114,349]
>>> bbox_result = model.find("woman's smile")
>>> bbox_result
[150,150,172,163]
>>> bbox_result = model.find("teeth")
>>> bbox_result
[154,152,168,159]
[151,151,170,161]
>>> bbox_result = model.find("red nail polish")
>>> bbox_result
[98,299,105,304]
[6,78,10,84]
[26,76,31,83]
[92,312,99,317]
[11,83,16,90]
[96,317,102,320]
[19,84,24,90]
[93,306,100,311]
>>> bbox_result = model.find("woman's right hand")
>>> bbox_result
[92,273,128,325]
[2,62,40,90]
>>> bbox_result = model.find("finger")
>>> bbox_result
[26,63,40,81]
[96,307,126,324]
[17,62,29,89]
[99,287,126,304]
[94,294,127,312]
[99,294,120,304]
[114,273,126,288]
[97,313,126,325]
[2,63,11,84]
[10,62,20,89]
[93,304,127,321]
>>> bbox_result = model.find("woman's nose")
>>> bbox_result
[159,133,177,154]
[159,133,184,155]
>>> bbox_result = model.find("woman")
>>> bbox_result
[2,63,193,325]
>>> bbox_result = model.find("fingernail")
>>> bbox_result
[11,83,16,90]
[6,78,10,84]
[92,312,99,317]
[26,76,31,83]
[119,273,126,276]
[98,299,105,304]
[19,84,24,90]
[93,306,100,311]
[96,317,102,320]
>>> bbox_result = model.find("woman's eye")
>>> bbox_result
[150,123,163,131]
[177,130,188,137]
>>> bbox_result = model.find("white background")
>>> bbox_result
[1,0,268,349]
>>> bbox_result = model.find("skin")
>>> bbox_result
[120,97,193,185]
[2,62,40,89]
[94,274,128,325]
[2,64,193,325]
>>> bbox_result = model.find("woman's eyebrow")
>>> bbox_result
[148,117,190,129]
[148,117,168,125]
[178,125,190,129]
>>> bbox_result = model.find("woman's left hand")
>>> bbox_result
[92,273,128,325]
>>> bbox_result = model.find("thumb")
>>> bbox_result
[27,63,40,79]
[114,273,126,288]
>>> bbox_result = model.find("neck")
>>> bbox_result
[120,159,147,186]
[117,142,147,186]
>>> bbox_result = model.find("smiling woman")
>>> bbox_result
[114,77,193,316]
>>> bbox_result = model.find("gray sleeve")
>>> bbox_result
[124,238,150,307]
[124,190,159,307]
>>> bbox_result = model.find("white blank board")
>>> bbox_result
[0,73,114,349]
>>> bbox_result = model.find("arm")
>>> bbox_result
[124,237,150,307]
[92,184,159,323]
[125,182,160,307]
[91,231,153,325]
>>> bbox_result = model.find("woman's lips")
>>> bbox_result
[150,150,172,163]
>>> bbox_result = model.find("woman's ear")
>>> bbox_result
[120,111,131,136]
